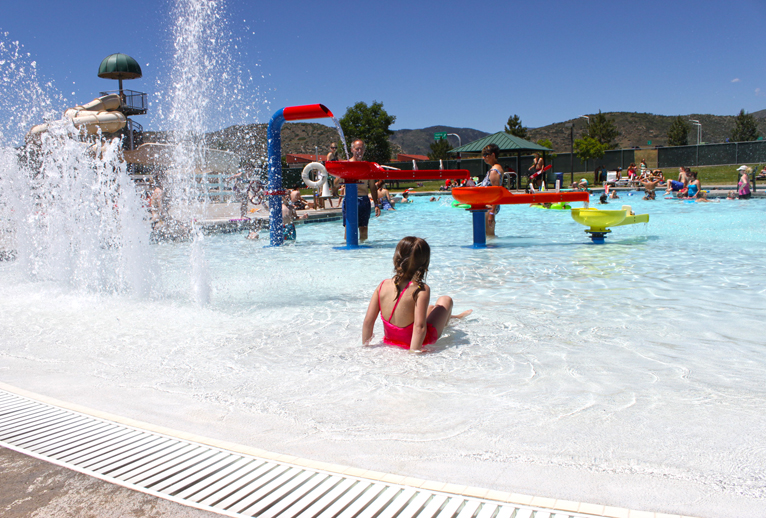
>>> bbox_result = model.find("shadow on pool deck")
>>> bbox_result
[0,447,219,518]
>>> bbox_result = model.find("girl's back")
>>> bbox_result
[378,279,427,328]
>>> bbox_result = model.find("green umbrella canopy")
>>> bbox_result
[98,53,142,80]
[449,132,552,155]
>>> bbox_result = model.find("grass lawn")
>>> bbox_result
[566,163,764,187]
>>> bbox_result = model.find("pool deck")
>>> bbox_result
[0,382,700,518]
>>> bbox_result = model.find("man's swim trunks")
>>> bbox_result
[342,195,372,227]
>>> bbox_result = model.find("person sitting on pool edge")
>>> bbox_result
[480,143,504,237]
[336,139,380,241]
[686,171,702,199]
[665,166,689,194]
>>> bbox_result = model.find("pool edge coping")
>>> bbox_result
[0,381,698,518]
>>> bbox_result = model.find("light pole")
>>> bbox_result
[688,120,701,145]
[447,133,461,148]
[580,116,590,174]
[689,119,701,165]
[564,123,574,184]
[447,133,461,169]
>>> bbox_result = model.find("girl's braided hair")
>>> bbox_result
[392,236,430,301]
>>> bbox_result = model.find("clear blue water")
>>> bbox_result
[1,193,765,517]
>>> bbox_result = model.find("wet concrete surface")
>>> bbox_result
[0,447,219,518]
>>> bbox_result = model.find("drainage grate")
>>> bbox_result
[0,389,594,518]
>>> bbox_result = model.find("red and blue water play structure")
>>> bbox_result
[267,104,469,247]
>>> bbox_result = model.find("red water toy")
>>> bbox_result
[324,161,469,182]
[452,186,589,208]
[529,163,553,181]
[452,186,590,247]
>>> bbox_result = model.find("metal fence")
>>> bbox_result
[658,141,766,168]
[283,140,766,190]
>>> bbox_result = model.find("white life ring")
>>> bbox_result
[301,162,328,189]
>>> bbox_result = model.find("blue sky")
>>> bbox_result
[2,0,764,135]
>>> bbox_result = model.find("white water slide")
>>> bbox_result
[28,94,239,173]
[28,94,126,136]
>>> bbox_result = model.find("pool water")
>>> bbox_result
[1,194,765,517]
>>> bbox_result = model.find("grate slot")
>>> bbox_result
[0,389,595,518]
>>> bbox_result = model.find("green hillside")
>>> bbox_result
[389,126,489,156]
[528,111,766,152]
[142,110,765,168]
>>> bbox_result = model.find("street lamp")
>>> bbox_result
[580,116,590,174]
[689,119,701,165]
[564,123,574,184]
[447,133,461,168]
[688,120,701,145]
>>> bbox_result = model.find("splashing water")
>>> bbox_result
[331,116,349,160]
[0,39,155,295]
[0,37,65,147]
[156,0,269,301]
[0,122,155,295]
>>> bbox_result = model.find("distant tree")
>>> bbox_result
[536,138,553,150]
[504,114,529,140]
[428,138,453,160]
[573,136,607,171]
[340,101,396,163]
[667,116,690,146]
[586,110,619,149]
[731,109,761,142]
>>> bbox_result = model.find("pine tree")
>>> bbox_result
[428,138,453,160]
[504,114,529,140]
[586,110,619,149]
[731,109,761,142]
[667,116,690,146]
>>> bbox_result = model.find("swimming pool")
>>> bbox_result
[1,195,765,517]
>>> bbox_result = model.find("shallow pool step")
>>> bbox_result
[0,388,598,518]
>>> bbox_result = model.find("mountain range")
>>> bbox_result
[146,110,766,163]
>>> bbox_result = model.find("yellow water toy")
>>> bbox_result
[570,205,649,243]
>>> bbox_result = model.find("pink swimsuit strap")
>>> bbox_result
[379,280,412,323]
[378,280,439,349]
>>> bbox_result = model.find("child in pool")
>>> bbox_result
[362,236,471,352]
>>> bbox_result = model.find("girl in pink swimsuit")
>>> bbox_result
[362,236,472,352]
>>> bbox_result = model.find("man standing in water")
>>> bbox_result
[480,143,503,236]
[338,139,380,241]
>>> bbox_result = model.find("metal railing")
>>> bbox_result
[121,119,144,150]
[100,89,148,115]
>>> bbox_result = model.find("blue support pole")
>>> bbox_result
[267,109,286,246]
[471,209,487,248]
[345,182,359,247]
